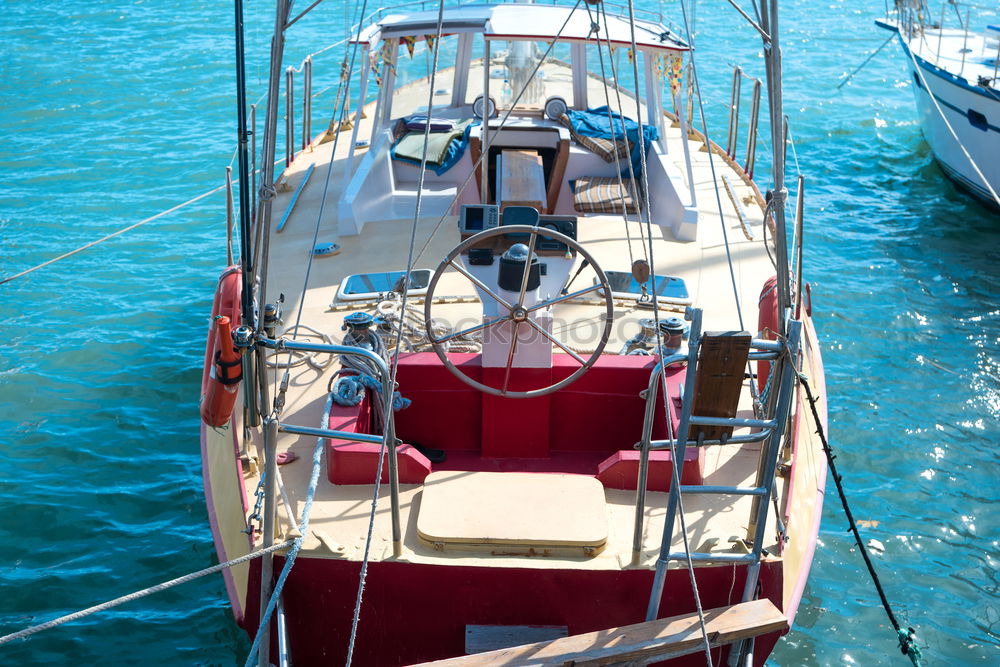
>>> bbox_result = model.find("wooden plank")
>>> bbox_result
[545,133,569,214]
[499,149,546,212]
[276,162,315,233]
[466,626,568,655]
[410,599,787,667]
[690,331,752,441]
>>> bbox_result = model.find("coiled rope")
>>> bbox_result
[797,371,925,666]
[0,539,294,647]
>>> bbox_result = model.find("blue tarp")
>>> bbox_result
[564,106,658,176]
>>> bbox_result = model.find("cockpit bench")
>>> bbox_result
[325,354,705,490]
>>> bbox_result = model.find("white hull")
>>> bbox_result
[881,17,1000,207]
[909,53,1000,205]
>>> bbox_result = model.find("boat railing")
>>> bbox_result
[631,308,801,622]
[725,65,762,179]
[255,334,404,557]
[283,56,314,168]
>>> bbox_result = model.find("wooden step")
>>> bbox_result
[690,331,752,441]
[409,599,787,666]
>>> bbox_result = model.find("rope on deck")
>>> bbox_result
[0,539,295,647]
[797,372,925,666]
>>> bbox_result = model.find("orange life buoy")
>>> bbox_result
[200,266,243,427]
[756,275,779,395]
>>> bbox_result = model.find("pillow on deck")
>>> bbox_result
[558,113,632,163]
[391,119,476,175]
[572,176,640,215]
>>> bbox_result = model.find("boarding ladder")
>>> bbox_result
[632,307,801,666]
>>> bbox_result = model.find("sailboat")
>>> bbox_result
[201,1,828,664]
[877,1,1000,208]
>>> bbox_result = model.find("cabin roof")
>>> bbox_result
[353,2,689,52]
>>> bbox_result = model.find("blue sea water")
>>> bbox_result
[1,1,998,665]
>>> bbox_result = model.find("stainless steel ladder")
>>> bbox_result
[632,307,802,665]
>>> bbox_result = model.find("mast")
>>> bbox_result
[234,0,253,288]
[759,0,791,335]
[250,3,292,666]
[233,0,261,430]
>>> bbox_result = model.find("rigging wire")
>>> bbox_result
[676,0,748,333]
[582,0,641,267]
[410,0,586,267]
[623,1,713,663]
[277,0,370,377]
[344,1,446,663]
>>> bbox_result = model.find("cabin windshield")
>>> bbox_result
[488,40,574,110]
[390,34,460,118]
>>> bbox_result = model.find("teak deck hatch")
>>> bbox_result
[416,471,608,556]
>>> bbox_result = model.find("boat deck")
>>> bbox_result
[251,79,777,568]
[201,58,826,627]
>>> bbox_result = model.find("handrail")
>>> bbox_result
[631,311,791,560]
[744,77,761,179]
[726,66,742,157]
[255,334,402,556]
[285,67,295,166]
[646,429,773,451]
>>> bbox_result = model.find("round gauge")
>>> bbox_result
[543,96,568,121]
[472,95,497,119]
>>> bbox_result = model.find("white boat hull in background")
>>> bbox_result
[908,54,1000,206]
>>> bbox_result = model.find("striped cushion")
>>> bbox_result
[558,114,632,163]
[573,177,640,214]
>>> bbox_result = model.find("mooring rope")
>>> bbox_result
[0,184,227,286]
[242,431,326,667]
[0,539,294,647]
[797,372,925,666]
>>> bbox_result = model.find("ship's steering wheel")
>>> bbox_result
[423,225,614,398]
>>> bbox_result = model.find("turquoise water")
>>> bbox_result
[1,1,998,665]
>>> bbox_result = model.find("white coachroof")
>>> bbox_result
[354,2,689,53]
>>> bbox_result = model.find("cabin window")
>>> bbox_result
[598,271,690,303]
[470,40,574,110]
[967,108,989,131]
[583,43,647,104]
[389,34,460,118]
[464,34,488,106]
[336,269,431,301]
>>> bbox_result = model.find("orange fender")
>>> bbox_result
[756,275,779,395]
[200,267,243,427]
